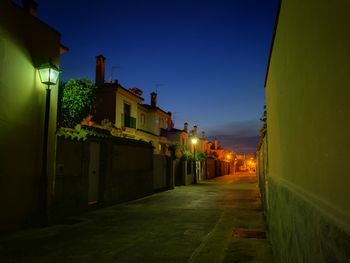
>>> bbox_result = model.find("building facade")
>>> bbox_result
[93,55,172,154]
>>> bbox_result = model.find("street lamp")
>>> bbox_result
[38,59,60,224]
[38,61,60,86]
[191,137,198,184]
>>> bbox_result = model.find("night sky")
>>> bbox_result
[29,0,278,154]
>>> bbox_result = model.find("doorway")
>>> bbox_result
[88,142,100,205]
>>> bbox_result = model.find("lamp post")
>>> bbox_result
[191,137,198,184]
[38,60,60,224]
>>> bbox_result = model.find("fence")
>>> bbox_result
[53,136,154,220]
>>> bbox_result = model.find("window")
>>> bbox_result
[159,117,164,128]
[123,103,135,128]
[140,113,146,125]
[124,103,131,116]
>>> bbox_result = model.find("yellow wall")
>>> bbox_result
[115,91,139,128]
[146,112,158,135]
[266,0,350,230]
[0,1,61,230]
[137,107,148,131]
[145,111,168,136]
[167,132,188,147]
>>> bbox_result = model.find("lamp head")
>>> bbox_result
[191,137,198,145]
[38,60,60,86]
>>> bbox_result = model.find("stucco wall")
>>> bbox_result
[166,132,188,147]
[115,91,138,128]
[146,111,160,136]
[94,88,116,123]
[265,0,350,260]
[137,107,147,130]
[0,2,61,231]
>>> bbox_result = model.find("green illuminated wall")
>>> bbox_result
[0,1,61,231]
[265,0,350,261]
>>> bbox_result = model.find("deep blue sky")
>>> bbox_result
[34,0,278,154]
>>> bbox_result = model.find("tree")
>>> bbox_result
[58,79,96,128]
[259,105,267,137]
[182,150,206,161]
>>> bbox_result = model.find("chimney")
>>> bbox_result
[214,138,218,150]
[95,55,106,86]
[167,112,174,129]
[150,92,157,107]
[201,131,206,140]
[184,122,188,133]
[22,0,38,16]
[193,125,198,137]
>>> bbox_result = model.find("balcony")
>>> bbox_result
[122,114,136,129]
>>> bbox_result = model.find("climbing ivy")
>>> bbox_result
[56,124,89,141]
[182,150,206,161]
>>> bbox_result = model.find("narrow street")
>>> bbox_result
[0,173,274,263]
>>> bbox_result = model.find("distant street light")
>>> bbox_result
[191,137,198,184]
[38,59,60,224]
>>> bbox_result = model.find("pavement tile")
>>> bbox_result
[0,172,274,263]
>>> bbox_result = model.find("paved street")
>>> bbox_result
[0,173,274,263]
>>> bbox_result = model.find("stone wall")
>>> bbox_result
[267,178,350,263]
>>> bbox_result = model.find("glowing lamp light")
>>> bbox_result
[191,137,198,145]
[38,61,60,86]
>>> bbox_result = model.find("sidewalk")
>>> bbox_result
[0,173,274,263]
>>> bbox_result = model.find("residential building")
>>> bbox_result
[93,55,172,153]
[92,56,223,159]
[94,55,143,130]
[166,122,189,149]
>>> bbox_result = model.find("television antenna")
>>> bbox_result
[110,66,121,82]
[172,111,180,121]
[155,83,166,93]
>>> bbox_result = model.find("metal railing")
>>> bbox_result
[122,114,136,129]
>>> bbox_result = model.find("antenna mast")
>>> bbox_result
[155,83,165,93]
[110,66,121,82]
